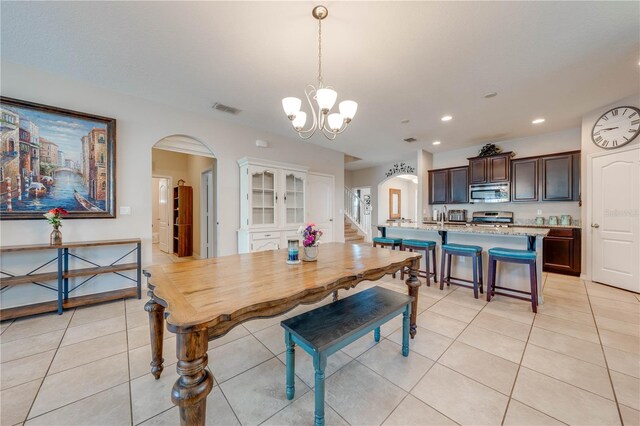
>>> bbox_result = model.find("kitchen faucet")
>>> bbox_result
[441,205,448,226]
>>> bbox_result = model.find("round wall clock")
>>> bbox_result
[591,106,640,149]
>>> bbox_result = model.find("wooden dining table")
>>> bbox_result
[143,242,422,426]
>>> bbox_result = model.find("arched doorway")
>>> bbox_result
[151,135,217,262]
[377,174,418,224]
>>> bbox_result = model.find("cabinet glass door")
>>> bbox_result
[251,169,276,226]
[284,172,305,225]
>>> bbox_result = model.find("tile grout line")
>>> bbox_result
[498,273,571,425]
[377,282,487,426]
[23,308,77,423]
[125,298,135,426]
[583,278,626,425]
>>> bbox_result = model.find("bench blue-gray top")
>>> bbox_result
[281,286,414,355]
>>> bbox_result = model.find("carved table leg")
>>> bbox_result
[172,329,214,426]
[405,258,422,339]
[145,299,165,379]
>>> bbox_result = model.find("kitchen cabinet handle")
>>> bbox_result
[591,223,599,228]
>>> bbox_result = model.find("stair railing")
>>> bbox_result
[344,186,371,241]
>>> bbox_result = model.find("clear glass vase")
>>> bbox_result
[50,228,62,246]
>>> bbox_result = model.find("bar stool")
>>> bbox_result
[439,243,483,299]
[486,247,538,313]
[400,239,437,287]
[373,237,402,279]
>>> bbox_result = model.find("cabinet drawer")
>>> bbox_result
[547,228,574,238]
[251,239,280,252]
[251,231,280,241]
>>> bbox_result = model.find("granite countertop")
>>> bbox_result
[421,220,581,229]
[381,222,550,237]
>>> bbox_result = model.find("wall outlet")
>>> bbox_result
[120,206,132,215]
[537,209,542,215]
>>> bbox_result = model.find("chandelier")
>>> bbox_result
[282,5,358,141]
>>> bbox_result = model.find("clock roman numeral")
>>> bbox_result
[612,109,619,116]
[632,119,640,126]
[623,108,628,116]
[624,136,629,141]
[595,136,603,142]
[630,112,638,118]
[601,140,609,147]
[630,128,638,133]
[602,115,609,121]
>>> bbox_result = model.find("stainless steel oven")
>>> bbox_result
[469,183,510,203]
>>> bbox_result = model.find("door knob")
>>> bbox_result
[591,223,600,228]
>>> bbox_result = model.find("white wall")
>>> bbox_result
[0,61,345,308]
[378,177,417,222]
[580,94,640,279]
[345,158,417,233]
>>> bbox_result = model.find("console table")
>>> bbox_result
[0,238,141,320]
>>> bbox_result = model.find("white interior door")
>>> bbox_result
[151,178,160,244]
[591,146,640,292]
[158,177,170,253]
[307,173,334,243]
[201,170,214,258]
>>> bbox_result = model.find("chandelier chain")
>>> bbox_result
[317,19,323,86]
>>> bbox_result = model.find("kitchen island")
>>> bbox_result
[378,223,550,304]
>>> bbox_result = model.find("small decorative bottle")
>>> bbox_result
[286,239,301,265]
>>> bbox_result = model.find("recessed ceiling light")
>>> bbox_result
[432,141,441,145]
[441,115,453,122]
[484,92,498,98]
[532,118,545,124]
[401,119,410,124]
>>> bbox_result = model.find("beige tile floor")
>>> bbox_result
[1,272,639,425]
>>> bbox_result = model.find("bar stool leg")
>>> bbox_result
[439,250,446,290]
[529,261,538,313]
[431,247,438,284]
[285,332,295,400]
[487,256,496,302]
[472,254,479,299]
[392,244,397,279]
[478,253,484,294]
[424,248,431,287]
[446,253,452,286]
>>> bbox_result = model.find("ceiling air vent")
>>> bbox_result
[212,102,242,115]
[403,137,417,143]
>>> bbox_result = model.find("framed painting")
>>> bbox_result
[0,97,116,219]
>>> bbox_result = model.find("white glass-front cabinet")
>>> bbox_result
[238,158,309,253]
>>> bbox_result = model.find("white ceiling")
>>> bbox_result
[2,1,639,170]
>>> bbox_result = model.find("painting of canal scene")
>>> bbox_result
[0,97,116,219]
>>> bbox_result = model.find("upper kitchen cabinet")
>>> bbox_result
[428,169,449,204]
[449,166,469,204]
[511,158,539,202]
[428,166,469,204]
[511,151,580,203]
[468,152,513,184]
[541,152,580,202]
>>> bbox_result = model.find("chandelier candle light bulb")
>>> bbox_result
[282,5,357,140]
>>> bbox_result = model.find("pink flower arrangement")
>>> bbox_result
[298,223,323,247]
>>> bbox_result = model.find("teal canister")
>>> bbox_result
[560,215,571,226]
[535,216,545,225]
[548,216,558,225]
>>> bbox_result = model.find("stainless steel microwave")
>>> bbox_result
[469,183,510,203]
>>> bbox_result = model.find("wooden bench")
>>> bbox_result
[281,286,414,426]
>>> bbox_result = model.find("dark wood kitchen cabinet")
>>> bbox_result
[543,228,581,276]
[468,152,513,184]
[510,151,580,203]
[429,169,449,204]
[449,166,469,204]
[541,154,573,201]
[428,166,469,204]
[511,158,539,202]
